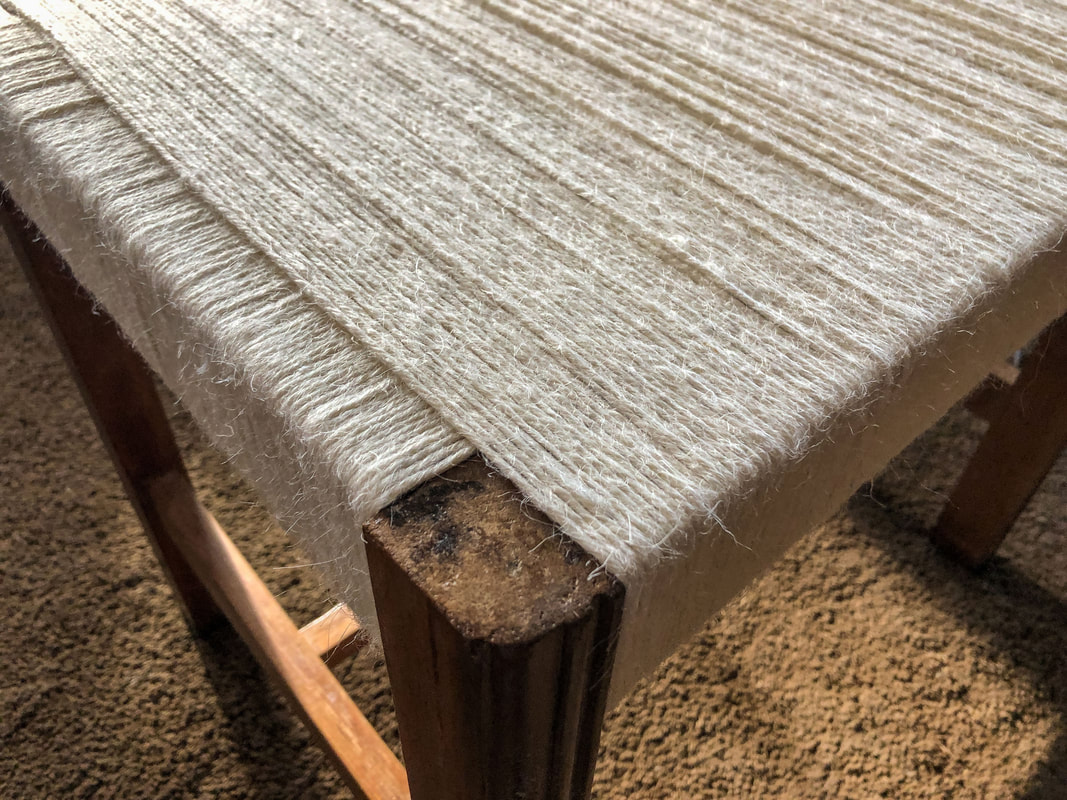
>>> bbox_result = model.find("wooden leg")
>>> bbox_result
[3,190,409,799]
[145,472,409,800]
[0,190,223,634]
[365,458,624,800]
[934,314,1067,566]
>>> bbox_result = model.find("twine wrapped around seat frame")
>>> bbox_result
[2,0,1066,694]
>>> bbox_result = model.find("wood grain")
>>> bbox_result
[365,457,624,800]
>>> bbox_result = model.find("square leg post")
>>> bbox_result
[365,458,625,800]
[935,314,1067,566]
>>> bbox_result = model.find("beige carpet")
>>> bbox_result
[1,233,1064,799]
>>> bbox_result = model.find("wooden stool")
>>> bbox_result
[5,183,1066,798]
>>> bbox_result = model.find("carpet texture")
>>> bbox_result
[2,203,1065,797]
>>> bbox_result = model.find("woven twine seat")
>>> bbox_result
[2,1,1066,797]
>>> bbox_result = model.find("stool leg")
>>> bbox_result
[1,190,224,634]
[934,314,1067,566]
[365,458,624,800]
[3,194,412,799]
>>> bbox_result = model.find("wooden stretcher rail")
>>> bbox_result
[300,603,369,667]
[147,473,410,800]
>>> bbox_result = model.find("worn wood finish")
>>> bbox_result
[935,315,1067,566]
[365,457,625,800]
[0,189,223,634]
[146,473,410,800]
[301,603,369,667]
